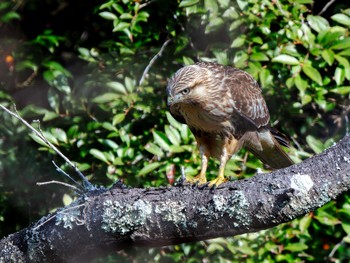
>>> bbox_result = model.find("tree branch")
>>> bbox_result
[1,135,349,262]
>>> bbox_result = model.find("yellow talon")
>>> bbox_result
[188,173,207,185]
[209,176,228,186]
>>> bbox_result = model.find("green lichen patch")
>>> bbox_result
[102,199,152,234]
[197,191,251,227]
[154,200,187,223]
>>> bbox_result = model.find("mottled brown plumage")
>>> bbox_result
[167,62,293,185]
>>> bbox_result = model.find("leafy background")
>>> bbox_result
[0,0,350,261]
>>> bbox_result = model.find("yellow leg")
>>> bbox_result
[209,148,229,186]
[189,145,209,185]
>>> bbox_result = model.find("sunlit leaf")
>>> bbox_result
[144,143,164,157]
[334,67,345,85]
[302,65,323,85]
[284,243,308,252]
[113,113,125,125]
[165,125,181,146]
[331,37,350,50]
[106,82,127,94]
[331,13,350,26]
[321,49,334,65]
[179,0,199,7]
[306,135,324,154]
[90,149,110,164]
[153,130,171,151]
[138,162,162,176]
[63,194,73,206]
[330,86,350,95]
[272,54,299,65]
[334,54,350,68]
[307,15,329,32]
[99,11,117,20]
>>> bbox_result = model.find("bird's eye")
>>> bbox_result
[181,88,190,95]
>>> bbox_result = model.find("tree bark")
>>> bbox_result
[1,135,350,263]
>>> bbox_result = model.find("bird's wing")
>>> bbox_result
[224,68,270,128]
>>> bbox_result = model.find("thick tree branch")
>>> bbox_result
[1,135,350,262]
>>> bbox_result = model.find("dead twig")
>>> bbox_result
[0,104,95,191]
[139,39,171,86]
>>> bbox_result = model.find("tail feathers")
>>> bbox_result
[244,129,294,169]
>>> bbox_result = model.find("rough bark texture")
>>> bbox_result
[1,135,350,263]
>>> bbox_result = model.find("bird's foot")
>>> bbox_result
[187,174,207,185]
[209,176,228,187]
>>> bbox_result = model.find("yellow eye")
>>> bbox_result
[181,88,190,95]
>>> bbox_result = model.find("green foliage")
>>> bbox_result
[0,0,350,261]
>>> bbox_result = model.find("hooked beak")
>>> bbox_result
[167,96,174,107]
[167,93,182,107]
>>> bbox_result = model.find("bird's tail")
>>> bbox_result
[244,129,294,169]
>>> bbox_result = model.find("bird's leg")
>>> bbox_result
[209,136,240,186]
[189,145,209,185]
[209,148,229,186]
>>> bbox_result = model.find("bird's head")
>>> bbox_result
[166,64,211,107]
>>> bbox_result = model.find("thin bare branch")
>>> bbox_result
[139,39,171,86]
[318,0,336,16]
[0,104,94,191]
[37,180,81,192]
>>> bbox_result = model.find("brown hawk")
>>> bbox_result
[166,62,293,185]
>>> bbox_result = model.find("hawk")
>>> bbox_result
[166,62,293,185]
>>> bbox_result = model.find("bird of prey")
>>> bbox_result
[166,62,293,186]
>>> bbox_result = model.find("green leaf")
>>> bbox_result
[106,81,127,94]
[166,111,183,130]
[152,130,171,151]
[112,113,125,125]
[334,54,350,68]
[51,128,68,143]
[43,111,59,121]
[113,22,130,32]
[338,48,350,56]
[168,145,185,153]
[321,49,335,65]
[294,74,308,92]
[330,86,350,95]
[205,17,224,33]
[124,77,135,92]
[182,56,194,65]
[231,36,245,48]
[284,243,308,252]
[331,37,350,50]
[206,243,225,253]
[306,135,324,154]
[92,93,120,103]
[314,213,341,226]
[342,222,350,234]
[102,122,118,132]
[250,52,269,61]
[179,0,199,7]
[47,89,60,113]
[1,11,20,23]
[334,67,345,85]
[299,214,312,232]
[331,13,350,26]
[99,11,117,20]
[138,162,161,176]
[165,125,181,146]
[100,139,119,149]
[144,143,164,157]
[302,65,323,85]
[272,54,299,65]
[63,193,73,206]
[307,15,329,32]
[90,149,110,164]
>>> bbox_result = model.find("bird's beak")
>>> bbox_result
[167,96,174,107]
